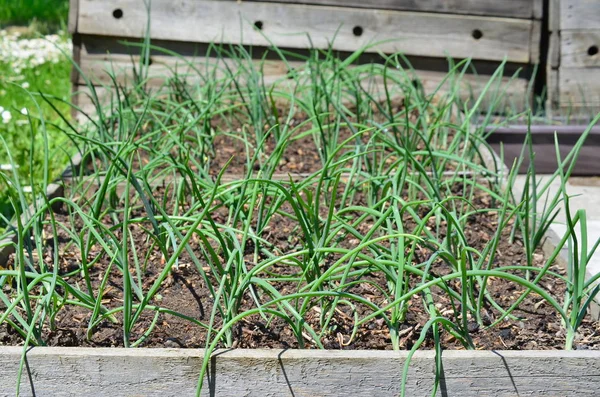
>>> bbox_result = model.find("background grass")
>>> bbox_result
[0,0,72,228]
[0,0,69,31]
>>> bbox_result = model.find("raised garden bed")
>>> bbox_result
[486,125,600,175]
[2,347,600,396]
[1,44,599,396]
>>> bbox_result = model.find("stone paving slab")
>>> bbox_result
[513,175,600,318]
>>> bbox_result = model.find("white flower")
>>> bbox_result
[20,108,28,115]
[21,82,29,89]
[1,110,11,124]
[0,106,4,113]
[0,33,71,71]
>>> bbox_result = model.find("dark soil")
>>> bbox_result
[2,100,599,352]
[81,99,444,179]
[2,180,599,352]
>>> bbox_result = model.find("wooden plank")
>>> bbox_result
[546,67,559,117]
[561,0,600,30]
[76,48,302,87]
[70,34,81,85]
[530,14,542,63]
[561,30,600,68]
[71,85,114,123]
[559,67,600,106]
[532,0,543,20]
[77,0,539,63]
[73,52,530,113]
[68,0,79,33]
[1,347,599,396]
[553,105,600,119]
[487,127,600,175]
[548,31,561,68]
[549,0,560,32]
[76,36,528,87]
[244,0,542,19]
[546,0,559,117]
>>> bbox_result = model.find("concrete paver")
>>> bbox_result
[512,175,600,318]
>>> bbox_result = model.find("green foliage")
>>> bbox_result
[0,0,69,31]
[0,32,73,228]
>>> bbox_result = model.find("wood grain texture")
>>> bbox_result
[75,35,528,87]
[68,0,79,33]
[549,0,560,32]
[72,52,530,113]
[243,0,542,19]
[76,0,539,63]
[1,347,600,397]
[529,15,542,63]
[561,30,600,68]
[561,0,600,30]
[559,67,600,106]
[71,85,113,122]
[532,0,543,20]
[76,49,303,87]
[548,31,560,68]
[546,67,559,117]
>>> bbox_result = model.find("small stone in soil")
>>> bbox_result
[467,322,480,333]
[499,328,512,340]
[164,337,185,348]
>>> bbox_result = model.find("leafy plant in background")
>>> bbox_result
[0,27,73,230]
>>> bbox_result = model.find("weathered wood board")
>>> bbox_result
[76,0,540,63]
[249,0,543,19]
[487,125,600,174]
[71,31,531,114]
[1,347,599,396]
[69,0,542,115]
[560,31,600,68]
[72,65,530,120]
[558,68,600,108]
[548,0,600,116]
[560,0,600,30]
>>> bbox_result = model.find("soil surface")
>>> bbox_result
[81,99,442,179]
[2,101,599,352]
[2,182,599,352]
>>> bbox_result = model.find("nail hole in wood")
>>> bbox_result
[472,29,483,40]
[141,55,153,66]
[254,21,263,30]
[353,26,363,37]
[588,45,599,56]
[112,9,124,19]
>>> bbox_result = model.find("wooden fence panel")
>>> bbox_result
[77,0,540,63]
[246,0,543,19]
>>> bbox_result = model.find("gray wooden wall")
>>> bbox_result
[548,0,600,117]
[69,0,544,114]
